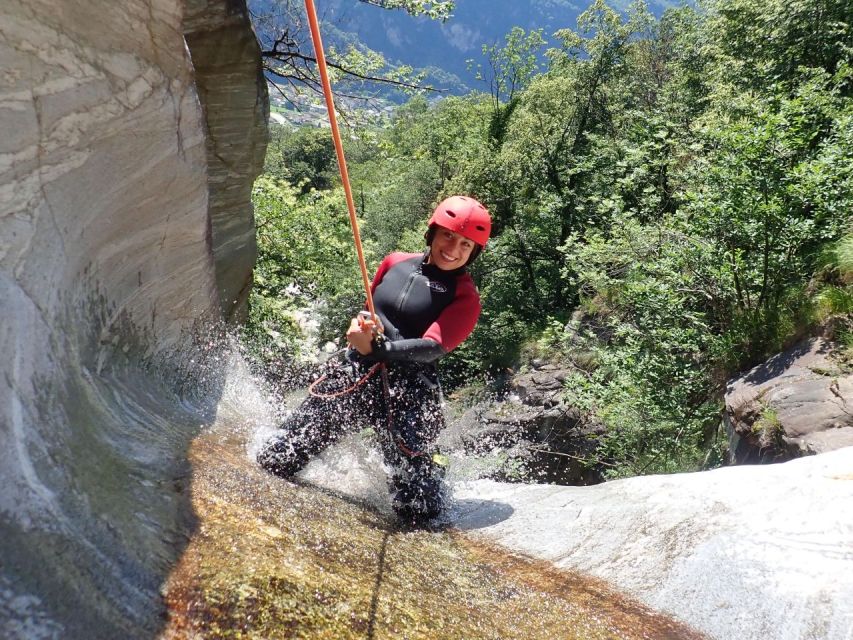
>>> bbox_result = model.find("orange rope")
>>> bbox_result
[308,362,383,398]
[303,0,378,322]
[303,3,429,461]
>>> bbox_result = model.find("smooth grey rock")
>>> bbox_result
[0,0,260,636]
[725,338,853,462]
[453,446,853,640]
[0,0,216,359]
[444,364,603,484]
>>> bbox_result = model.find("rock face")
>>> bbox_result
[0,0,217,352]
[0,0,265,636]
[441,362,605,485]
[725,337,853,463]
[184,0,268,322]
[452,447,853,640]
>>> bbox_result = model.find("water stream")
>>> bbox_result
[1,323,704,638]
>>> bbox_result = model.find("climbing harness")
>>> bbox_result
[307,360,384,399]
[306,350,440,462]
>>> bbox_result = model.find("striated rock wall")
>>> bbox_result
[184,0,268,322]
[0,0,218,353]
[0,0,265,636]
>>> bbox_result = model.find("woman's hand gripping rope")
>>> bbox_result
[346,310,384,356]
[308,312,384,399]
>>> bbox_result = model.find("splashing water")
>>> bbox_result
[1,305,703,639]
[157,342,705,639]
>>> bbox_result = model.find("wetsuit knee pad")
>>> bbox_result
[257,434,310,479]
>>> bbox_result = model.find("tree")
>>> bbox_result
[251,0,454,104]
[704,0,852,98]
[470,27,546,145]
[354,94,490,255]
[489,1,654,311]
[245,176,368,382]
[265,126,337,193]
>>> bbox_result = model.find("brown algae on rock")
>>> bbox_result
[160,429,704,639]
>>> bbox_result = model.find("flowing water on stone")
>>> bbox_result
[157,353,705,639]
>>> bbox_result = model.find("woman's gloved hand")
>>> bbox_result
[346,313,381,355]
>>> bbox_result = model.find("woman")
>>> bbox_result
[257,195,491,523]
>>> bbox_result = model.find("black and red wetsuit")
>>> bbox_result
[258,250,482,522]
[367,251,481,364]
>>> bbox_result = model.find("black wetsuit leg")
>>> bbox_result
[257,358,383,478]
[381,364,447,521]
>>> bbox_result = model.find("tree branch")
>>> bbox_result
[262,49,445,92]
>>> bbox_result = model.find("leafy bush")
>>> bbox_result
[244,177,369,381]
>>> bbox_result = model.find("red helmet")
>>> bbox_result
[428,196,491,247]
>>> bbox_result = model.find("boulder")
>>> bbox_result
[442,362,605,485]
[511,362,568,407]
[725,337,853,463]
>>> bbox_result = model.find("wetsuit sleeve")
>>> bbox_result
[370,337,446,363]
[421,277,481,352]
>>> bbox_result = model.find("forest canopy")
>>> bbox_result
[246,0,853,478]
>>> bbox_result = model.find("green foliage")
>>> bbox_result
[360,0,454,20]
[752,406,783,450]
[560,217,723,476]
[837,235,853,278]
[245,177,369,376]
[470,27,546,144]
[815,286,853,316]
[814,232,853,319]
[265,127,337,193]
[704,0,852,96]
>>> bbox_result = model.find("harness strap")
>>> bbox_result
[378,364,429,459]
[307,361,383,399]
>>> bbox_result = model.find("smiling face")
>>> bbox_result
[429,225,476,270]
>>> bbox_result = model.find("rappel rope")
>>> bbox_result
[307,360,383,399]
[303,0,377,323]
[302,0,432,462]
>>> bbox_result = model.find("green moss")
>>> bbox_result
[752,406,783,450]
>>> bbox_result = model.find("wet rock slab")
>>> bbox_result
[160,427,704,639]
[453,448,853,640]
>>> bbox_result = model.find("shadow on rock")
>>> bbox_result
[448,498,515,530]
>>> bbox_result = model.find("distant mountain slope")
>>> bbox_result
[250,0,674,95]
[326,0,675,92]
